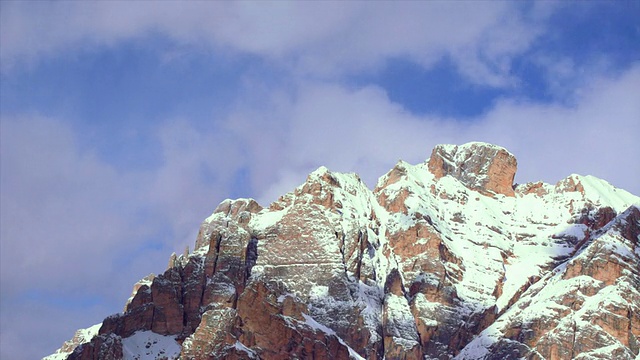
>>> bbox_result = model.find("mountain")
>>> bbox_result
[46,142,640,360]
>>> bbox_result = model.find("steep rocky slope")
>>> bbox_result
[46,142,640,360]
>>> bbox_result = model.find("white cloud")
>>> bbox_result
[0,116,150,358]
[0,115,248,358]
[228,64,640,204]
[1,116,137,294]
[0,114,253,294]
[471,64,640,191]
[145,118,252,246]
[1,1,547,86]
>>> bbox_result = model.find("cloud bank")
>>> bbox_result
[2,1,548,84]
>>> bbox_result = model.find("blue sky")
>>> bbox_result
[1,2,639,359]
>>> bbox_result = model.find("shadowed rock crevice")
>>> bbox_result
[245,238,258,281]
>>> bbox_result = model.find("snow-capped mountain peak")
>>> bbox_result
[48,142,640,360]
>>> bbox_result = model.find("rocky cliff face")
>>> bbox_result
[46,142,640,360]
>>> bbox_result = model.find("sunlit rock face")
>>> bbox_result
[48,142,640,360]
[427,142,518,197]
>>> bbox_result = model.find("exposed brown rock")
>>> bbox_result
[51,143,640,360]
[374,163,408,193]
[195,198,262,250]
[593,206,617,229]
[516,181,550,197]
[617,206,640,244]
[555,175,586,194]
[383,268,405,297]
[377,188,410,214]
[387,220,445,284]
[180,306,240,359]
[67,334,123,360]
[427,142,517,197]
[214,198,263,219]
[493,208,640,359]
[563,253,624,286]
[189,280,352,360]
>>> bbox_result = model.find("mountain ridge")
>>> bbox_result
[46,142,640,360]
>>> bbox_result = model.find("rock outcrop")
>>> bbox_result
[427,142,517,197]
[48,142,640,360]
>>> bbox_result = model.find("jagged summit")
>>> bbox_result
[427,142,517,197]
[47,143,640,360]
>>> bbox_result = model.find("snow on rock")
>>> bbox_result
[301,313,366,360]
[121,331,180,360]
[231,341,258,359]
[456,205,640,359]
[427,142,518,197]
[47,142,640,360]
[43,324,101,360]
